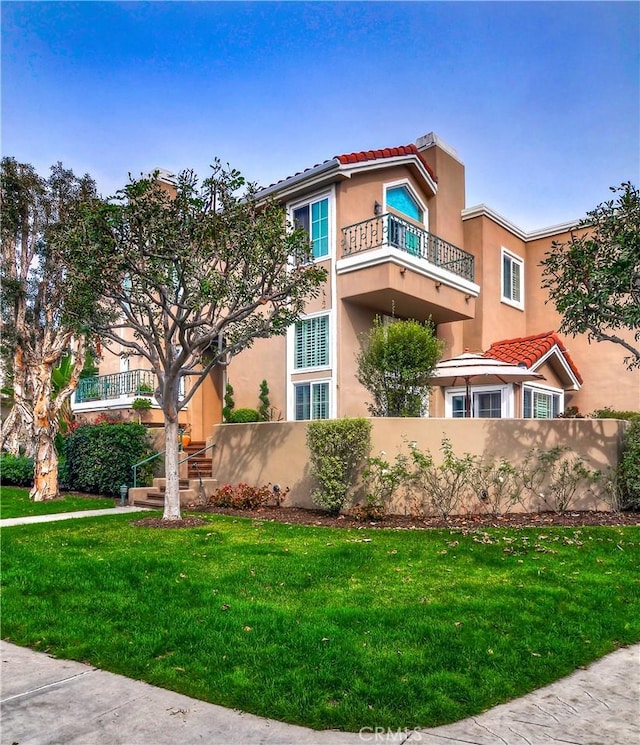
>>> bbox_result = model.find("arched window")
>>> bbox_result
[386,185,423,223]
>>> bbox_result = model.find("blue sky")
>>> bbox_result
[2,1,638,230]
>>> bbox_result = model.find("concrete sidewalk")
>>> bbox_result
[0,506,150,527]
[1,640,638,745]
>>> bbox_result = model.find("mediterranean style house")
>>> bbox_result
[72,132,639,438]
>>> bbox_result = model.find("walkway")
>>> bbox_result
[1,640,638,744]
[0,505,149,527]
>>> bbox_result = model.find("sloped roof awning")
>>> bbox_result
[484,331,583,390]
[429,352,545,418]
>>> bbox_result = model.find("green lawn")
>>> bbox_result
[0,486,116,519]
[1,512,639,732]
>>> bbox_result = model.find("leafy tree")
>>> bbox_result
[356,317,443,417]
[0,157,104,500]
[61,162,327,520]
[540,182,640,369]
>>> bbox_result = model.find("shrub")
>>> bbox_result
[619,420,640,509]
[208,482,271,510]
[409,438,475,518]
[0,453,34,486]
[471,456,523,516]
[65,423,156,496]
[222,383,235,422]
[131,397,152,423]
[519,446,600,512]
[361,450,409,515]
[228,408,260,423]
[307,418,371,515]
[591,407,640,421]
[258,380,271,422]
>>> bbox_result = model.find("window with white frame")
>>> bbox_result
[294,314,329,370]
[293,197,329,259]
[447,385,511,418]
[385,182,427,256]
[294,381,330,420]
[451,390,502,418]
[523,386,562,419]
[501,249,524,308]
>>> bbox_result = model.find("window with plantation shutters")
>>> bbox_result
[294,381,329,420]
[501,249,524,308]
[294,314,329,369]
[523,387,562,419]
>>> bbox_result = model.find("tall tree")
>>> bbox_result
[356,317,443,417]
[62,162,327,521]
[540,182,640,369]
[0,157,103,500]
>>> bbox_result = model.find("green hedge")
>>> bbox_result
[0,453,34,486]
[307,418,372,515]
[619,420,640,510]
[65,423,156,496]
[591,408,640,421]
[228,408,260,423]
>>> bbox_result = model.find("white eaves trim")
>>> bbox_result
[462,204,579,242]
[337,155,438,196]
[256,160,341,203]
[336,246,480,297]
[531,345,582,391]
[257,153,438,204]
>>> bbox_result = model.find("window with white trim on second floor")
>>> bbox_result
[294,314,329,369]
[501,249,524,308]
[293,197,329,259]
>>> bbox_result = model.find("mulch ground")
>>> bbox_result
[132,506,640,530]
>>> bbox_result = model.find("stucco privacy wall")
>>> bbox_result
[209,418,627,513]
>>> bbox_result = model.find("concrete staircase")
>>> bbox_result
[129,440,217,508]
[183,441,213,479]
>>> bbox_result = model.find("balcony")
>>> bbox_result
[74,369,156,404]
[341,213,475,280]
[337,214,480,323]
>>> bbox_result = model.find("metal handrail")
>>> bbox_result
[132,449,166,488]
[131,442,217,488]
[341,213,475,282]
[178,442,216,464]
[76,369,156,403]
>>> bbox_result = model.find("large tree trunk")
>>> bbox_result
[163,417,182,520]
[31,429,59,501]
[27,336,86,501]
[30,362,58,501]
[1,348,35,456]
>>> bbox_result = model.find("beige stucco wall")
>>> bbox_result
[418,144,466,247]
[209,418,626,514]
[336,166,434,242]
[454,216,640,414]
[459,216,528,350]
[524,232,640,414]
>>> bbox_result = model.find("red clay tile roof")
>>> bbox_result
[260,144,437,192]
[335,144,437,182]
[485,331,583,385]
